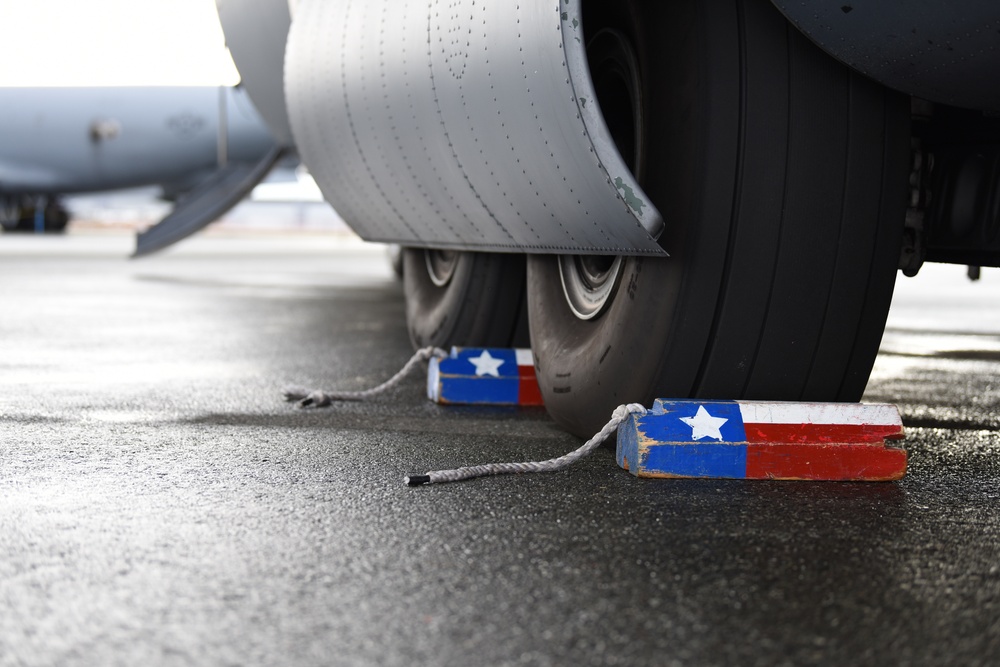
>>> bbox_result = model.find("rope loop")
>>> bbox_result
[283,346,447,407]
[285,348,649,487]
[404,402,648,486]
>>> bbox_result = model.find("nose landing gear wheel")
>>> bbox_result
[527,0,910,437]
[403,249,528,349]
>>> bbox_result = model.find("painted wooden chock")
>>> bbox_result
[427,347,544,406]
[617,399,906,481]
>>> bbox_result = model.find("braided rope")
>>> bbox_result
[283,346,447,407]
[404,402,647,486]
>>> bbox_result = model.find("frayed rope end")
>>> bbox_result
[282,387,332,408]
[282,347,448,408]
[404,474,431,487]
[283,386,309,402]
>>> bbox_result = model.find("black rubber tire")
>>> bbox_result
[403,248,529,349]
[44,205,69,233]
[527,0,911,437]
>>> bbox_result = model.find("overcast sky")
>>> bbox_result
[0,0,239,86]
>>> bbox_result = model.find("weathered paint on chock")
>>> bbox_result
[427,347,544,406]
[617,399,906,481]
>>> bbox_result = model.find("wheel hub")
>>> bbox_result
[559,25,643,321]
[424,249,459,287]
[558,255,624,320]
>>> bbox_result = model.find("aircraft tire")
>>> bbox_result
[526,0,911,437]
[3,204,69,234]
[403,249,529,349]
[44,205,69,233]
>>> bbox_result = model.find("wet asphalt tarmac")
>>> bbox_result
[1,232,998,666]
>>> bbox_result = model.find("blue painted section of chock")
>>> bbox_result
[435,376,520,405]
[617,406,747,478]
[640,442,748,478]
[435,348,520,377]
[643,400,747,442]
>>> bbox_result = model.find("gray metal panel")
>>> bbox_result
[772,0,1000,111]
[285,0,665,255]
[216,0,295,145]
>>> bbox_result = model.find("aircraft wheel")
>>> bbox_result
[43,204,69,233]
[527,0,911,437]
[403,249,528,349]
[3,203,69,233]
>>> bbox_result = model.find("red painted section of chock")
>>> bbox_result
[517,365,544,406]
[744,423,904,444]
[745,443,907,481]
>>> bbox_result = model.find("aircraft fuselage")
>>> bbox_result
[0,86,274,196]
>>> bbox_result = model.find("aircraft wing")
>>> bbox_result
[133,145,286,257]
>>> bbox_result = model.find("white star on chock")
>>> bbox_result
[468,350,504,377]
[679,405,729,441]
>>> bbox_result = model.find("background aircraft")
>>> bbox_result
[0,85,281,254]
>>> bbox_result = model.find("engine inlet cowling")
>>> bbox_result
[284,0,664,255]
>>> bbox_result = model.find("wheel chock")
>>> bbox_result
[617,399,906,481]
[427,347,544,406]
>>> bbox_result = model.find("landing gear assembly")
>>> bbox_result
[277,0,912,436]
[403,249,528,349]
[0,196,70,234]
[527,0,910,436]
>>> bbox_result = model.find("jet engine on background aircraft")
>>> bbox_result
[217,0,1000,436]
